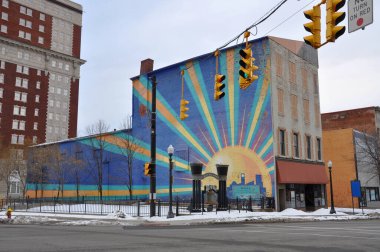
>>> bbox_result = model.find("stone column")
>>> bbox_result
[190,163,203,212]
[216,164,229,211]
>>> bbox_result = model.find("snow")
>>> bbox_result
[1,206,379,226]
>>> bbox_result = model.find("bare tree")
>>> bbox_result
[86,120,110,200]
[355,131,380,184]
[67,144,86,201]
[28,147,49,198]
[118,116,140,200]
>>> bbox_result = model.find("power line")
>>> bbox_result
[264,0,318,36]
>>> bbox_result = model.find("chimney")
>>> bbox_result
[140,58,154,75]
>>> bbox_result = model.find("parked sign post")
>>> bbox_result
[348,0,373,33]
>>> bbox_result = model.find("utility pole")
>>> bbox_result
[150,76,157,217]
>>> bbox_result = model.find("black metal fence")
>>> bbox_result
[1,196,275,217]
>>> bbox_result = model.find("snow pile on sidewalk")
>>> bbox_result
[1,207,379,226]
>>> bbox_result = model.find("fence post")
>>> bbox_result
[69,198,71,214]
[26,198,29,211]
[201,193,204,215]
[159,200,162,217]
[39,199,42,213]
[13,199,16,211]
[137,200,140,217]
[101,200,103,215]
[85,199,87,214]
[237,197,240,213]
[176,197,179,216]
[54,198,56,213]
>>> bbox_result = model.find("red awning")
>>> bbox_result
[277,160,328,184]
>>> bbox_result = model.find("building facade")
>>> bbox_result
[25,36,327,211]
[322,107,380,208]
[0,0,85,199]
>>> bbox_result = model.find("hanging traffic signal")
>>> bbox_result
[214,74,225,101]
[303,5,321,48]
[326,0,346,42]
[144,162,152,176]
[239,47,253,89]
[239,47,252,81]
[180,99,189,120]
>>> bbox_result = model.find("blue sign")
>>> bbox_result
[232,185,260,199]
[351,180,362,198]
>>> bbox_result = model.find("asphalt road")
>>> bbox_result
[1,220,380,252]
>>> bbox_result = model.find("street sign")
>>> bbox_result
[348,0,373,33]
[350,180,361,198]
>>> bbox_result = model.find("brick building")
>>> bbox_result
[322,107,380,208]
[0,0,85,199]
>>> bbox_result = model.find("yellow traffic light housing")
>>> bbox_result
[180,99,189,121]
[214,74,225,101]
[326,0,346,42]
[144,162,152,176]
[239,47,252,82]
[303,5,321,48]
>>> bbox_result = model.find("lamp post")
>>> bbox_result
[328,160,336,214]
[167,144,175,218]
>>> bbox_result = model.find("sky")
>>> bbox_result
[74,0,380,136]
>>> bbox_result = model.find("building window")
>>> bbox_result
[0,87,3,98]
[20,6,26,14]
[13,105,26,116]
[276,52,282,77]
[293,132,299,158]
[26,8,32,16]
[291,94,298,120]
[33,122,38,130]
[316,137,321,160]
[306,135,312,159]
[49,100,54,107]
[56,101,60,108]
[40,13,45,21]
[37,70,41,76]
[39,25,44,33]
[65,64,70,71]
[0,102,2,113]
[365,187,379,201]
[303,99,310,123]
[277,88,284,116]
[314,101,321,128]
[279,129,286,156]
[34,108,39,116]
[11,134,24,145]
[0,24,6,33]
[35,95,39,103]
[302,68,308,93]
[2,0,9,8]
[51,60,56,67]
[48,112,53,120]
[0,73,4,83]
[32,136,37,144]
[313,73,319,95]
[57,88,61,94]
[11,134,17,144]
[1,12,8,21]
[36,81,40,89]
[38,37,44,44]
[63,89,68,96]
[0,60,4,69]
[289,61,296,84]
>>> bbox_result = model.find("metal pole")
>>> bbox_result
[329,167,336,214]
[150,76,157,217]
[167,153,174,218]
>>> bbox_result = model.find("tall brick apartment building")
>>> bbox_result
[0,0,85,198]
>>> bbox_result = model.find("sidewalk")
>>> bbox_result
[1,207,380,226]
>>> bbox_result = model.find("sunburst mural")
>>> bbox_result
[131,38,274,199]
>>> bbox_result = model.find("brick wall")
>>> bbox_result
[322,128,359,208]
[322,107,377,134]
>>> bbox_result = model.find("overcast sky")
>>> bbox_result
[74,0,379,136]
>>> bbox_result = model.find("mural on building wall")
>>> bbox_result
[25,39,275,200]
[132,38,275,199]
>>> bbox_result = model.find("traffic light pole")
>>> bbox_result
[150,76,157,217]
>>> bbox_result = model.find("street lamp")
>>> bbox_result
[167,144,175,218]
[328,160,336,214]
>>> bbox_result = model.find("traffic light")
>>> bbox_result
[303,5,321,48]
[326,0,346,42]
[214,74,225,101]
[180,99,189,120]
[239,47,252,84]
[144,162,152,176]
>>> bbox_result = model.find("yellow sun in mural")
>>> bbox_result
[203,146,272,193]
